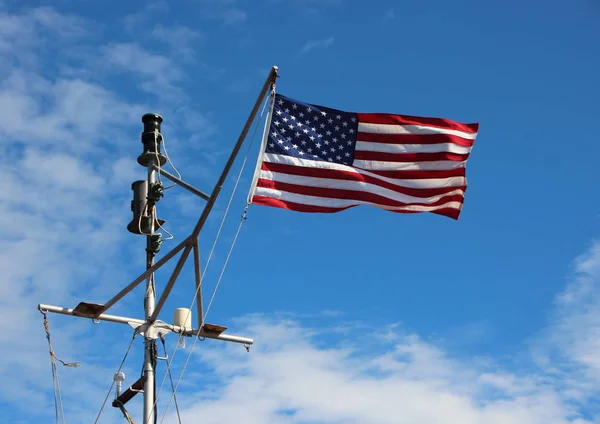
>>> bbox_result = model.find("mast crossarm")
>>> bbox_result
[37,303,254,345]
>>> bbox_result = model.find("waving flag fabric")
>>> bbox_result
[249,94,479,220]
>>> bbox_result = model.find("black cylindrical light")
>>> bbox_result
[137,113,167,166]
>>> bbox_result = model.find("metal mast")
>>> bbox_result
[37,65,279,422]
[136,113,166,423]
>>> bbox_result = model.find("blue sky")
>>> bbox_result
[1,0,600,423]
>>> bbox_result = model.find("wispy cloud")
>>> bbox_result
[123,1,170,33]
[532,240,600,397]
[384,8,395,22]
[0,7,94,68]
[152,24,205,60]
[222,7,247,25]
[267,0,342,16]
[299,36,334,55]
[102,42,184,94]
[192,0,248,26]
[154,313,598,423]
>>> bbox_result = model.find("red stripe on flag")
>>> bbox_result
[357,113,479,133]
[252,196,352,213]
[361,167,466,180]
[423,207,461,220]
[251,195,462,220]
[356,131,475,147]
[256,179,465,208]
[262,155,467,179]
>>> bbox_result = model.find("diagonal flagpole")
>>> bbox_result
[247,82,277,205]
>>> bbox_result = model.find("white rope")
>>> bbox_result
[51,356,65,424]
[160,336,182,424]
[154,92,270,424]
[198,89,271,282]
[161,133,183,190]
[202,209,247,323]
[41,311,81,424]
[154,207,174,240]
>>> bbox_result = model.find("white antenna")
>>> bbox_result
[114,372,126,397]
[38,65,279,422]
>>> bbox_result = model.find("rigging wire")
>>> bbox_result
[41,310,80,424]
[198,91,272,282]
[152,130,182,190]
[158,205,249,423]
[94,330,138,424]
[153,91,273,424]
[160,134,183,190]
[160,336,182,424]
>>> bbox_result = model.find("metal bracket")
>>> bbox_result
[72,302,104,318]
[112,376,145,408]
[153,165,210,200]
[128,320,173,340]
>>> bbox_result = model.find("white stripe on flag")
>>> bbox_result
[261,153,467,188]
[358,122,477,140]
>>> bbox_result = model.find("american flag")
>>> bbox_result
[249,94,479,220]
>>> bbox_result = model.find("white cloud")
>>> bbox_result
[0,70,146,151]
[152,24,205,60]
[558,241,600,374]
[267,0,342,16]
[102,42,184,94]
[531,240,600,402]
[123,1,170,33]
[26,6,91,38]
[191,0,248,25]
[0,7,89,50]
[153,316,596,424]
[300,36,334,55]
[0,8,171,422]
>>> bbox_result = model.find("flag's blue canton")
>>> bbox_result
[266,94,359,166]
